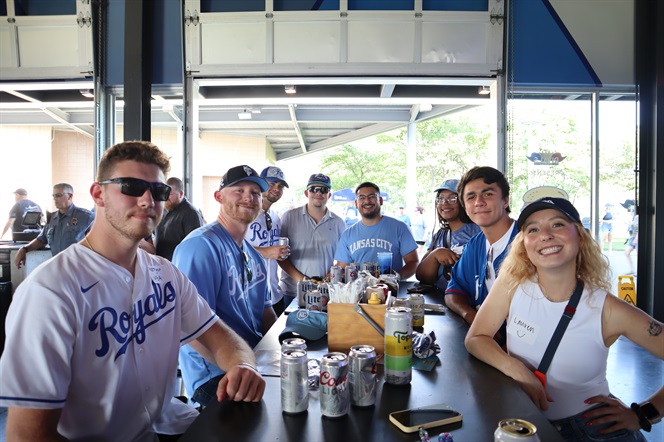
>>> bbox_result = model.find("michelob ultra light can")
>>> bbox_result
[281,349,309,414]
[348,345,377,407]
[384,306,412,385]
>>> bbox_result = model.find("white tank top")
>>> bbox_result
[507,279,610,420]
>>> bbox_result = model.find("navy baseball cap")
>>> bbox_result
[434,179,459,194]
[260,166,289,188]
[13,188,28,196]
[307,173,332,189]
[219,165,268,192]
[517,197,582,231]
[278,310,328,343]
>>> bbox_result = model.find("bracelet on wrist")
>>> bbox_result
[631,403,653,432]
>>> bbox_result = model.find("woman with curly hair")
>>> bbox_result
[465,197,662,441]
[416,179,480,290]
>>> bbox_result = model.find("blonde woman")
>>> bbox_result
[465,197,662,441]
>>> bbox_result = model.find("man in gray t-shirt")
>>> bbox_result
[278,173,346,307]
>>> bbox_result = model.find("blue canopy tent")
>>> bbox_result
[331,187,388,202]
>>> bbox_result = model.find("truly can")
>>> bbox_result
[345,265,358,283]
[305,289,323,311]
[384,306,413,385]
[281,337,307,352]
[330,265,343,284]
[278,237,289,246]
[494,419,540,442]
[319,352,350,418]
[281,349,309,414]
[409,293,425,327]
[348,345,377,407]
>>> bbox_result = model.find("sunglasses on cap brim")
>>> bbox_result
[98,177,171,201]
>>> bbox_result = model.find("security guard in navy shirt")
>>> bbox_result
[14,183,94,268]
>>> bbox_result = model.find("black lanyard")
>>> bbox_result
[533,280,584,388]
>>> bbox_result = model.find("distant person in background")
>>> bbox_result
[600,203,614,255]
[344,203,359,227]
[1,188,42,239]
[416,179,480,291]
[154,177,205,261]
[622,200,638,276]
[245,166,291,316]
[397,206,411,229]
[14,183,94,268]
[411,206,427,249]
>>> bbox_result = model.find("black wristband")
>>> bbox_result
[631,402,653,432]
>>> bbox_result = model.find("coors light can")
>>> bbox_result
[348,345,377,407]
[281,338,307,352]
[281,349,309,414]
[319,352,350,418]
[329,265,343,284]
[384,306,413,385]
[345,265,358,283]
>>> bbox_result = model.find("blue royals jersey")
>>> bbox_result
[334,215,418,271]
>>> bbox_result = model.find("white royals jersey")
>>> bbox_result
[0,244,217,440]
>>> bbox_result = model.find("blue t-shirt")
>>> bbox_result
[428,222,482,289]
[445,223,518,308]
[173,222,271,396]
[334,216,418,271]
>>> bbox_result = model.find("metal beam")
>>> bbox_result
[288,104,307,153]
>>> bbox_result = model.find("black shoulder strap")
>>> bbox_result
[535,280,584,380]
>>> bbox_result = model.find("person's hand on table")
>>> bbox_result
[14,247,27,269]
[216,363,266,403]
[512,363,551,411]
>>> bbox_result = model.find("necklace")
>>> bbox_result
[84,235,97,254]
[537,278,574,303]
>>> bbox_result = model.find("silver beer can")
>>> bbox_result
[348,345,377,407]
[281,337,307,352]
[278,237,289,246]
[409,293,425,327]
[305,289,323,311]
[384,306,413,385]
[494,419,540,442]
[319,352,350,418]
[345,265,358,283]
[330,265,343,284]
[281,349,309,414]
[297,278,318,307]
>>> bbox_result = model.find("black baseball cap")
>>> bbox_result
[219,165,268,192]
[517,197,581,230]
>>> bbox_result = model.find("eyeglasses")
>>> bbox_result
[356,193,379,202]
[98,177,171,201]
[307,186,329,195]
[52,192,70,198]
[242,251,253,283]
[264,210,272,231]
[436,196,458,204]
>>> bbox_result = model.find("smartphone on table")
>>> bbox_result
[389,404,462,433]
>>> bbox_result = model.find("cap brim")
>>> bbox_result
[265,177,289,188]
[517,201,578,230]
[224,177,268,192]
[308,181,331,188]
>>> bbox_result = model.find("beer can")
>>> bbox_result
[297,278,317,307]
[409,293,425,327]
[281,349,309,414]
[278,237,289,246]
[330,265,343,284]
[392,297,410,308]
[305,289,323,311]
[345,265,358,283]
[319,352,350,418]
[494,419,540,442]
[348,345,377,407]
[384,307,413,385]
[281,337,307,352]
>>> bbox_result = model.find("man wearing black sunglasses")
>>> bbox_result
[278,173,346,307]
[174,164,278,409]
[245,166,291,316]
[1,142,265,440]
[14,182,94,268]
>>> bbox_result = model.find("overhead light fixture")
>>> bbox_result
[478,86,491,95]
[80,89,94,98]
[238,109,252,120]
[420,103,433,112]
[285,85,296,94]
